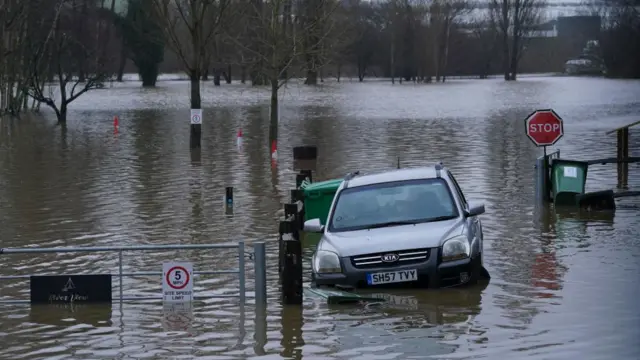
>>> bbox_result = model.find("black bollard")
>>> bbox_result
[224,186,234,215]
[190,109,202,149]
[292,145,317,161]
[290,189,303,203]
[225,186,234,205]
[278,219,294,277]
[281,239,303,305]
[284,203,299,240]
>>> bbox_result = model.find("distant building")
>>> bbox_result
[556,15,601,40]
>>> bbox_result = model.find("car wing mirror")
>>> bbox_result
[303,218,324,233]
[465,201,486,217]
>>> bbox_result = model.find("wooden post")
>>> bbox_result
[617,128,629,188]
[284,203,299,241]
[281,238,303,305]
[278,219,293,278]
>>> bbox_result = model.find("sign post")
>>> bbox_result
[162,262,194,303]
[190,109,202,149]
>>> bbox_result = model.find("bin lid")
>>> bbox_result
[302,178,343,194]
[551,159,589,169]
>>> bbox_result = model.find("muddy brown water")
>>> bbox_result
[0,76,639,360]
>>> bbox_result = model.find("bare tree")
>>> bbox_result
[428,0,468,82]
[468,15,501,78]
[151,0,232,147]
[25,0,116,123]
[0,0,30,115]
[236,0,338,142]
[489,0,546,80]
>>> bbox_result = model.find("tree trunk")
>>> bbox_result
[202,68,209,81]
[305,69,318,85]
[117,46,126,82]
[336,63,341,82]
[241,66,246,84]
[213,68,221,86]
[140,62,158,87]
[390,39,395,84]
[225,64,232,84]
[190,71,201,109]
[501,2,510,81]
[509,15,520,81]
[269,78,278,144]
[58,102,68,124]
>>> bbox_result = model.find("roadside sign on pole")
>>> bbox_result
[190,109,202,125]
[524,109,564,147]
[162,262,194,303]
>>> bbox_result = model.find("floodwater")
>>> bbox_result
[0,76,639,360]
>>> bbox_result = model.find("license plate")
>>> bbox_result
[366,269,417,285]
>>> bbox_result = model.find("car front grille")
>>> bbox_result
[350,248,430,269]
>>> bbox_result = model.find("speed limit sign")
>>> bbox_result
[162,262,194,302]
[190,109,202,125]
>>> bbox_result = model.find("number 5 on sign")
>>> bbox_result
[162,262,194,303]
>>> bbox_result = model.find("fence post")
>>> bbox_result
[238,241,245,306]
[118,250,123,302]
[253,242,267,306]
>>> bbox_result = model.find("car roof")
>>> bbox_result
[345,166,444,188]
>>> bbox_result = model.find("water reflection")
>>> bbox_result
[29,303,113,327]
[281,304,304,359]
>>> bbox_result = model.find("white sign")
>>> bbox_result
[564,166,578,178]
[162,262,194,303]
[190,109,202,125]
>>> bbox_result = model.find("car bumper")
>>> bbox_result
[313,253,479,289]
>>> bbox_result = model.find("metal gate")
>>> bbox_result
[0,242,267,305]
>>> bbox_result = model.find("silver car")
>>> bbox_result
[304,164,490,289]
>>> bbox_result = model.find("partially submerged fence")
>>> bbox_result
[0,242,267,305]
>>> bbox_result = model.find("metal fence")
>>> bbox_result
[0,242,267,305]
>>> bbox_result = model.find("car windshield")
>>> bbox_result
[328,178,459,232]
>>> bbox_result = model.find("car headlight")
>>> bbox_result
[442,236,470,262]
[313,250,342,274]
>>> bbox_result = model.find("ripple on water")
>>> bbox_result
[1,77,639,359]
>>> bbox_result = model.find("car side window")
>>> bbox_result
[447,171,468,207]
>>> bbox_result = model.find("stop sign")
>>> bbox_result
[525,109,564,147]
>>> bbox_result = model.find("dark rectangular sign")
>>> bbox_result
[30,275,112,304]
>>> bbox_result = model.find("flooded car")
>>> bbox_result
[304,164,490,289]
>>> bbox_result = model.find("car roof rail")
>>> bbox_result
[344,171,360,181]
[343,171,360,188]
[434,162,443,177]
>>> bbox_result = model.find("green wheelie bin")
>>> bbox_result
[550,159,589,206]
[301,178,343,225]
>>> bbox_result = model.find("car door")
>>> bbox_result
[448,171,482,257]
